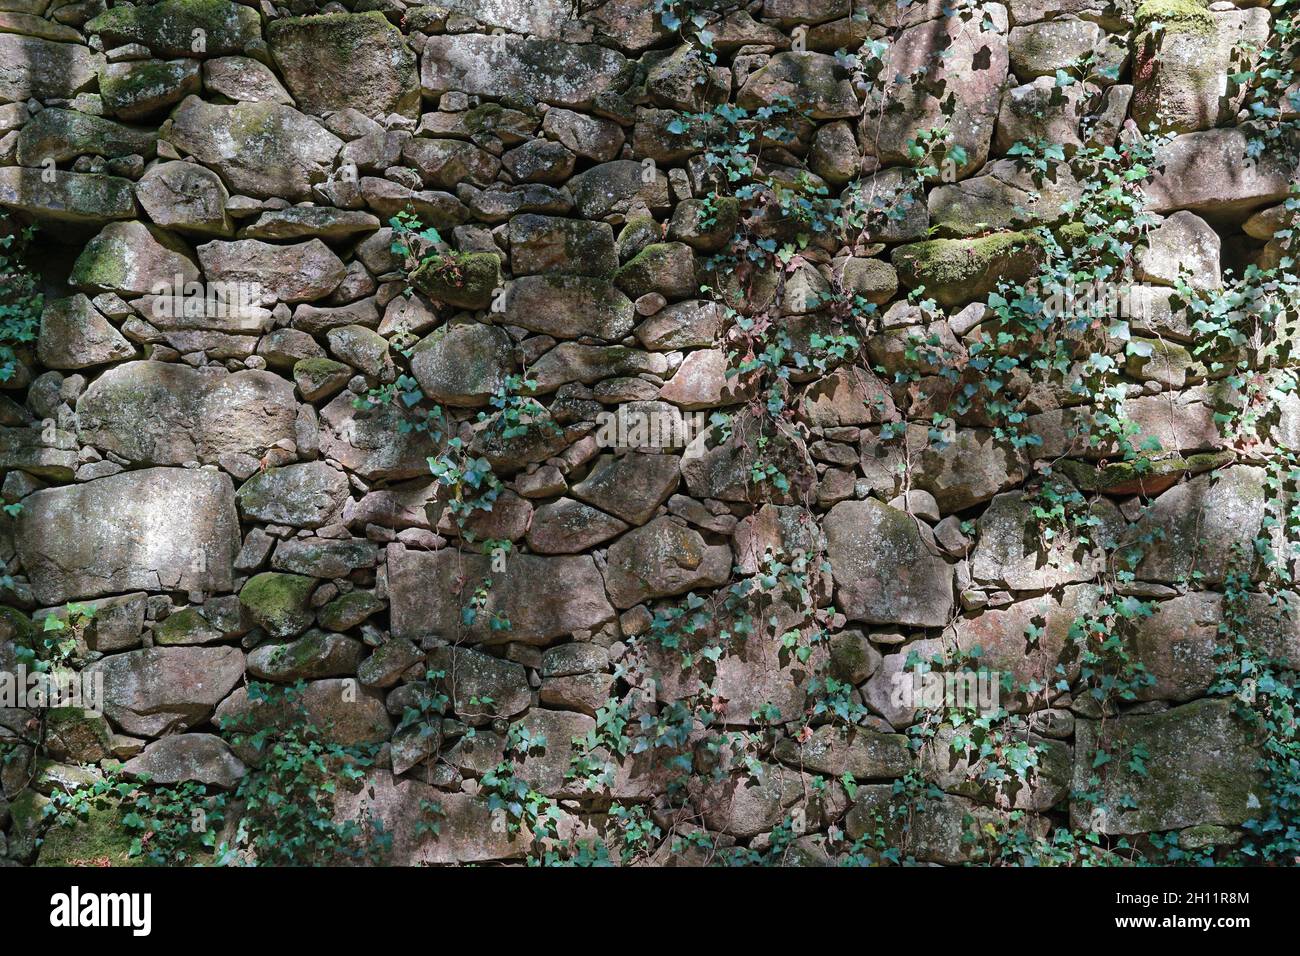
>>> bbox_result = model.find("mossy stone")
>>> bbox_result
[87,0,262,57]
[616,214,660,263]
[891,231,1046,307]
[411,252,501,310]
[153,606,220,645]
[1135,0,1214,34]
[318,590,384,631]
[238,572,316,638]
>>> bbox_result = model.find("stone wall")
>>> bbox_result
[0,0,1297,866]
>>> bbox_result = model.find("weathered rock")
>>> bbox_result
[1135,210,1221,290]
[201,55,292,104]
[410,321,513,408]
[971,480,1124,589]
[121,733,246,788]
[332,771,527,863]
[0,33,101,103]
[15,108,156,165]
[1131,6,1269,134]
[403,137,501,190]
[69,220,199,296]
[197,238,345,305]
[136,161,232,236]
[0,167,135,225]
[270,537,376,578]
[737,51,859,119]
[570,452,680,525]
[86,0,261,56]
[318,391,440,481]
[892,232,1046,307]
[526,498,628,554]
[426,645,530,720]
[603,516,732,609]
[76,361,298,465]
[1128,465,1266,585]
[508,214,616,277]
[845,784,1032,864]
[268,12,419,117]
[165,96,343,202]
[86,645,244,738]
[503,276,634,341]
[236,461,349,528]
[421,34,629,109]
[825,499,953,627]
[1144,127,1300,221]
[1071,699,1263,835]
[99,58,201,120]
[388,546,615,645]
[16,467,239,604]
[774,725,913,780]
[239,571,316,639]
[873,7,1009,178]
[239,207,380,242]
[215,678,392,752]
[249,630,364,682]
[36,294,134,369]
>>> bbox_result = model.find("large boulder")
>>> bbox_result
[603,516,732,609]
[0,34,101,103]
[268,12,420,117]
[0,168,135,226]
[1071,699,1263,835]
[1144,127,1300,222]
[76,361,298,466]
[68,220,200,296]
[409,322,514,408]
[136,161,233,237]
[86,0,261,56]
[196,238,346,305]
[1133,591,1300,702]
[1130,5,1269,134]
[420,34,629,109]
[85,646,245,738]
[236,461,350,529]
[503,276,635,341]
[871,5,1009,178]
[825,499,953,627]
[16,467,240,604]
[36,294,134,370]
[388,546,615,645]
[1128,466,1266,585]
[164,96,343,202]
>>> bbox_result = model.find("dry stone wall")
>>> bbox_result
[0,0,1297,866]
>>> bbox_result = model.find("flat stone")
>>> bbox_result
[76,361,298,465]
[86,645,245,738]
[16,467,239,604]
[1071,699,1263,835]
[69,220,199,296]
[121,733,246,788]
[267,11,419,117]
[388,546,615,646]
[0,167,135,225]
[0,33,101,103]
[420,34,629,109]
[165,96,343,202]
[196,238,346,305]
